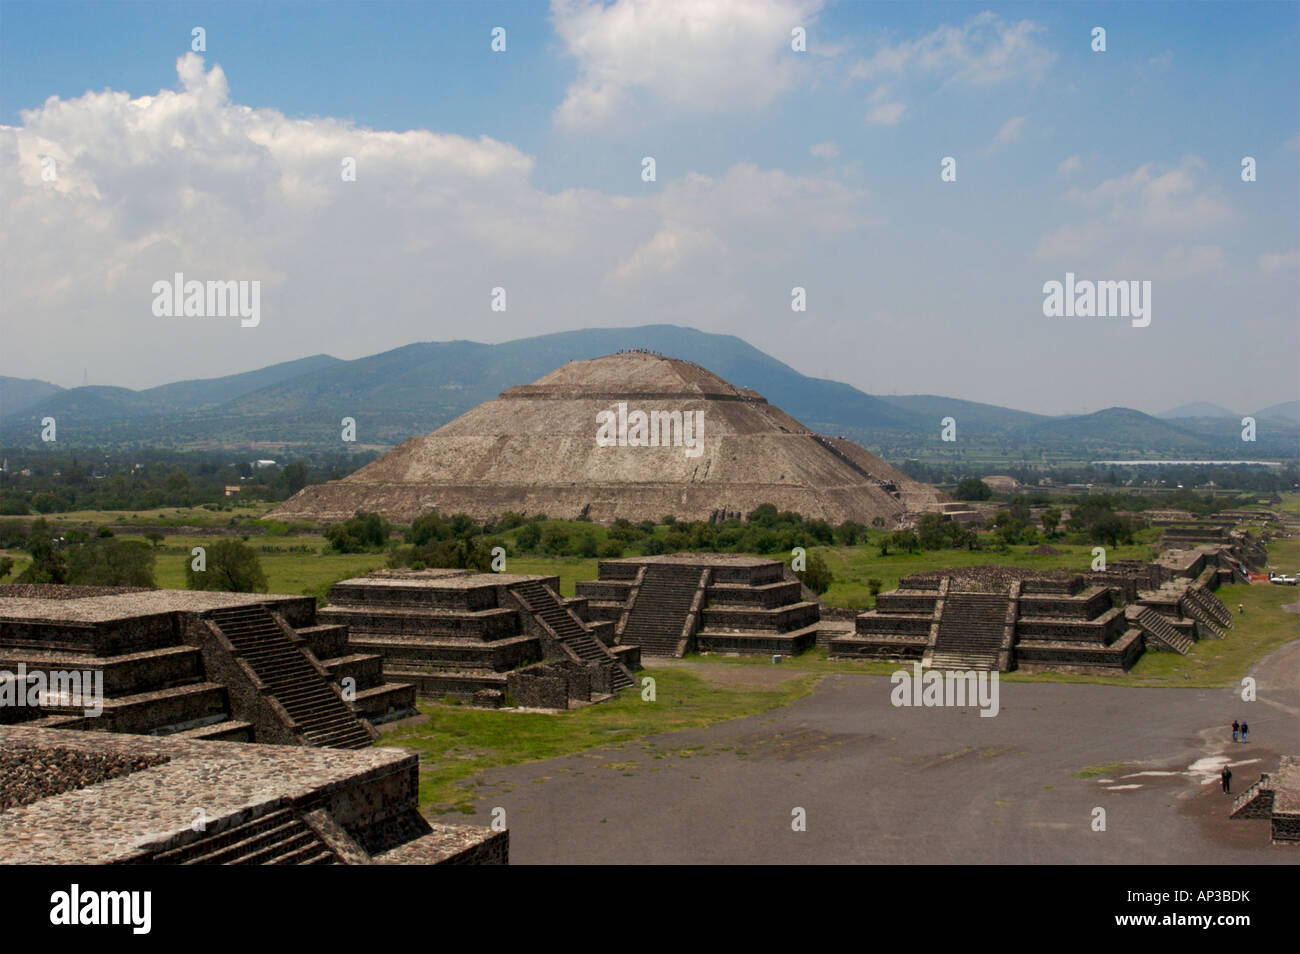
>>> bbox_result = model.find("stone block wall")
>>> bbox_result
[506,660,596,709]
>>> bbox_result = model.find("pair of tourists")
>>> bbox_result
[1231,720,1250,743]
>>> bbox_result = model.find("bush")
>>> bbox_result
[954,477,992,501]
[541,526,570,555]
[597,540,624,559]
[66,538,155,587]
[185,539,268,593]
[795,551,834,595]
[516,522,542,551]
[325,511,391,552]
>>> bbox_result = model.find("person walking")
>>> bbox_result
[1232,720,1239,742]
[1221,766,1232,793]
[1241,721,1249,743]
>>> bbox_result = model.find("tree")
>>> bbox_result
[281,460,307,495]
[66,538,156,587]
[30,492,62,514]
[0,556,14,581]
[186,539,268,592]
[954,477,992,501]
[796,551,834,595]
[408,510,453,547]
[1041,507,1062,536]
[16,519,67,584]
[324,512,391,552]
[515,522,542,551]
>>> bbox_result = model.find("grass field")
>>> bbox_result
[379,663,817,813]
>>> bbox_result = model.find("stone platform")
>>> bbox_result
[0,725,505,864]
[322,569,638,708]
[1231,755,1300,846]
[0,585,415,746]
[830,566,1231,674]
[576,554,829,657]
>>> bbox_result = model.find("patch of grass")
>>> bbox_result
[378,664,818,813]
[506,557,600,597]
[1074,761,1133,779]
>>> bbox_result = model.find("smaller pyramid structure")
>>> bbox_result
[269,352,946,524]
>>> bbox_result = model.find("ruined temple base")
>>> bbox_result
[0,725,506,864]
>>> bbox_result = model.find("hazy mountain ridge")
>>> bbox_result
[2,326,1295,459]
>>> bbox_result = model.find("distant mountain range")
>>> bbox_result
[2,325,1297,460]
[1160,400,1300,423]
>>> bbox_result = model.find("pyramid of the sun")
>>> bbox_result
[269,353,946,524]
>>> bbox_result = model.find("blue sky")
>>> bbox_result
[1,0,1297,415]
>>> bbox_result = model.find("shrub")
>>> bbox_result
[795,551,834,595]
[185,539,268,593]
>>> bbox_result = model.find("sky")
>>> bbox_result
[1,0,1297,416]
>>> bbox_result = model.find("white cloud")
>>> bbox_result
[1146,50,1174,71]
[986,115,1026,153]
[1035,157,1236,277]
[1259,250,1300,272]
[1057,155,1082,176]
[0,55,877,387]
[1064,157,1234,232]
[550,0,824,128]
[866,101,906,125]
[851,11,1053,87]
[809,141,839,158]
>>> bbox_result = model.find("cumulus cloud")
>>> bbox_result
[1062,157,1233,232]
[0,55,875,387]
[851,11,1053,87]
[1035,157,1234,277]
[809,141,839,158]
[551,0,824,128]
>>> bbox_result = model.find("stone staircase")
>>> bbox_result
[1188,586,1232,627]
[1230,773,1274,819]
[1133,607,1194,655]
[620,564,703,657]
[929,591,1008,671]
[511,580,634,690]
[1179,594,1226,639]
[206,606,375,749]
[146,806,338,865]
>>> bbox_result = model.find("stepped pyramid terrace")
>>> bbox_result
[0,585,415,746]
[322,569,639,708]
[831,564,1233,674]
[268,351,947,525]
[1231,756,1300,846]
[0,725,506,864]
[575,554,833,657]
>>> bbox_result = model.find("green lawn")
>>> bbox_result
[378,664,818,813]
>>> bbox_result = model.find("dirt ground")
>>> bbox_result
[434,637,1300,864]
